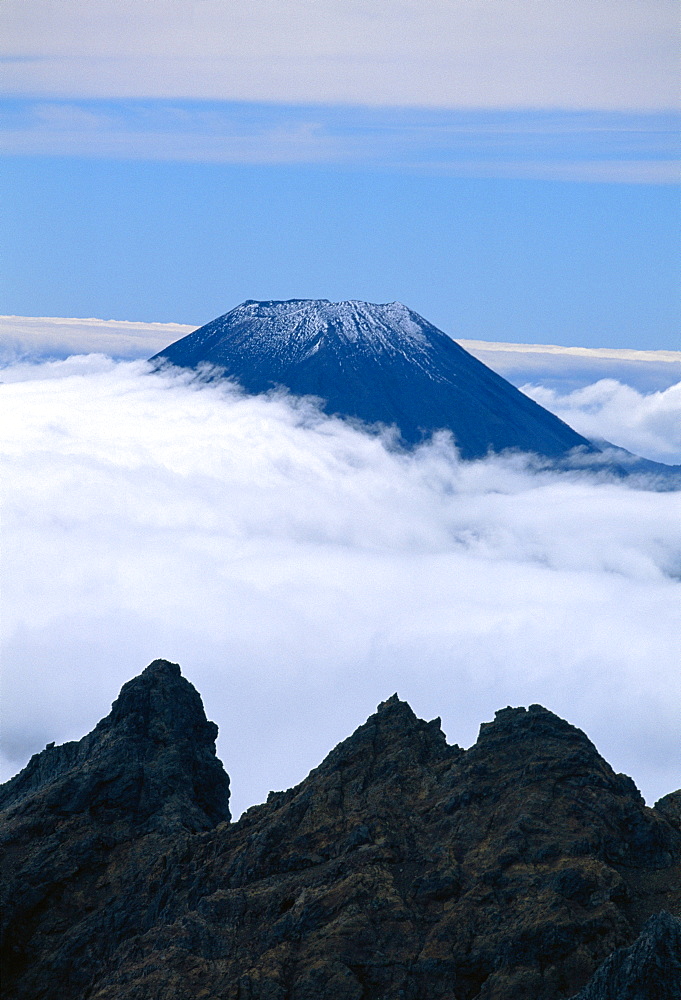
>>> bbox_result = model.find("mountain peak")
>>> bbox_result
[206,298,434,358]
[311,691,455,784]
[0,660,231,832]
[150,298,593,458]
[101,657,219,748]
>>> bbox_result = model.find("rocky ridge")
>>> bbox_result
[1,661,680,999]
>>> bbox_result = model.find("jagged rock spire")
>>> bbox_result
[0,659,230,832]
[2,662,680,1000]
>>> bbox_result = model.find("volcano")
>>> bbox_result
[150,299,593,460]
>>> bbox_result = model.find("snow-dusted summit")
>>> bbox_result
[150,299,592,459]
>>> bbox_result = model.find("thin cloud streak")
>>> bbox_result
[1,100,678,183]
[0,314,194,363]
[1,358,679,817]
[461,340,681,395]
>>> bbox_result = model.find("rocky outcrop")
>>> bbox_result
[569,911,681,1000]
[0,660,230,999]
[0,658,230,832]
[655,789,681,833]
[1,662,679,1000]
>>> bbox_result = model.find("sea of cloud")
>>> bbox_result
[1,355,680,817]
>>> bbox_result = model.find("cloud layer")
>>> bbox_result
[2,1,678,110]
[1,357,680,817]
[0,314,193,363]
[463,342,681,396]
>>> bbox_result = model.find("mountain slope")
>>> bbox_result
[150,299,594,460]
[2,661,680,1000]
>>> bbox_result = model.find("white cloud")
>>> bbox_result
[0,314,193,362]
[462,340,681,394]
[523,379,681,466]
[1,357,680,817]
[1,0,678,110]
[463,341,681,366]
[0,102,356,165]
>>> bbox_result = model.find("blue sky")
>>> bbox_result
[1,1,679,348]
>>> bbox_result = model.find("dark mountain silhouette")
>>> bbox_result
[2,660,680,999]
[149,299,595,460]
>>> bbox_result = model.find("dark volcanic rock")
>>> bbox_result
[150,299,594,459]
[569,911,681,1000]
[0,658,230,832]
[1,664,680,1000]
[0,661,230,999]
[655,789,681,833]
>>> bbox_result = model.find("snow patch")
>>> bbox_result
[221,299,434,361]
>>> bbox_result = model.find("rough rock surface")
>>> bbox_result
[1,662,680,1000]
[0,659,230,833]
[568,911,681,999]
